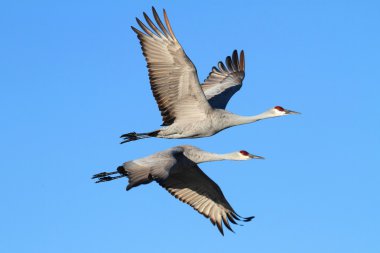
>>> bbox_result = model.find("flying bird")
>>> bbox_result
[92,145,264,235]
[121,8,299,143]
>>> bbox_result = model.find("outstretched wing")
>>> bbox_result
[202,50,245,109]
[132,8,211,126]
[158,161,254,235]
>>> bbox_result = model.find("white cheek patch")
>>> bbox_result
[274,109,286,116]
[239,153,249,159]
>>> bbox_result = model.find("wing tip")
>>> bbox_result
[162,8,176,40]
[237,213,255,222]
[216,221,224,236]
[131,25,139,33]
[240,50,245,71]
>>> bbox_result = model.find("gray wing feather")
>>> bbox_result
[124,147,182,190]
[132,8,211,126]
[157,154,253,235]
[202,50,245,109]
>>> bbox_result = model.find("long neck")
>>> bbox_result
[228,111,277,126]
[184,149,240,164]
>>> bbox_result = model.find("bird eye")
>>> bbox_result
[274,106,285,111]
[240,150,249,156]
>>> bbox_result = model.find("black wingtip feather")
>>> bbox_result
[227,213,238,225]
[240,50,245,71]
[232,50,238,62]
[131,26,141,35]
[222,215,234,233]
[218,61,227,72]
[225,56,233,71]
[244,216,255,222]
[231,50,238,71]
[216,222,224,236]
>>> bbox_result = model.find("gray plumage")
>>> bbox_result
[92,145,264,235]
[202,50,245,110]
[120,8,299,143]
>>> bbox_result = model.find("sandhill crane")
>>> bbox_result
[92,145,264,235]
[121,8,299,143]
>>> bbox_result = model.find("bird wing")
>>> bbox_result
[202,50,245,109]
[157,161,254,235]
[132,8,212,126]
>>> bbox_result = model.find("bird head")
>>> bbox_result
[270,106,300,116]
[238,150,265,160]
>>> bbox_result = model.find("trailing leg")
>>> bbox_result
[92,169,125,183]
[120,130,159,144]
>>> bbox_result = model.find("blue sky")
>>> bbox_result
[1,0,379,252]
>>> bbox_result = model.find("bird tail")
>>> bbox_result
[120,130,159,144]
[92,164,153,190]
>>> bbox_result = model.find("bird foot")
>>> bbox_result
[92,171,118,179]
[95,176,114,183]
[93,174,126,183]
[120,132,139,144]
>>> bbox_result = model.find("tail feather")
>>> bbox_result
[120,131,159,144]
[92,164,153,191]
[118,164,153,191]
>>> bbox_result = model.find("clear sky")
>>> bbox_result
[1,0,379,252]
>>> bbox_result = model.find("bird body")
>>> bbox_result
[154,109,229,139]
[92,145,264,235]
[120,8,299,143]
[152,110,269,139]
[124,107,297,142]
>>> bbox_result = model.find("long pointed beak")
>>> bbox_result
[249,154,265,159]
[285,109,301,115]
